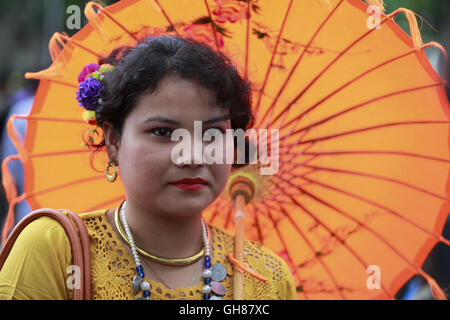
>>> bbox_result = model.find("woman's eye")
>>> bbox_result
[149,127,225,138]
[149,127,173,137]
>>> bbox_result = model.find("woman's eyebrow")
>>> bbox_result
[204,114,231,124]
[142,114,231,125]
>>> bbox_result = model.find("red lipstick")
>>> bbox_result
[170,177,208,191]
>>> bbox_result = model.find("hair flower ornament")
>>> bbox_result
[76,63,115,125]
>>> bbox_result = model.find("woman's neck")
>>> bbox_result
[123,200,204,259]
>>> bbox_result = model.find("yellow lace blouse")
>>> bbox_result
[0,209,297,300]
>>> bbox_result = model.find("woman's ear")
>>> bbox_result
[102,121,120,164]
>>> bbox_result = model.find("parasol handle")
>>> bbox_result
[233,194,246,300]
[229,176,255,300]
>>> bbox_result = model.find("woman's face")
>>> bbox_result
[105,75,232,218]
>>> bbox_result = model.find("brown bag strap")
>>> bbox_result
[0,208,91,300]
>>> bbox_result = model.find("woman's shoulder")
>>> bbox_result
[78,209,109,220]
[0,215,73,299]
[5,214,72,247]
[77,209,111,239]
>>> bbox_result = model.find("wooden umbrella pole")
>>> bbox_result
[233,194,246,300]
[229,176,255,300]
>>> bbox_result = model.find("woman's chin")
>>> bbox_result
[164,190,214,207]
[161,199,212,217]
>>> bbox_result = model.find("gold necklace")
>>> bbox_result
[114,202,205,266]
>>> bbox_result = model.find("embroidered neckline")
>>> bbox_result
[84,210,234,299]
[81,209,294,300]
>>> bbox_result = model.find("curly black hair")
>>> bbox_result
[88,35,255,168]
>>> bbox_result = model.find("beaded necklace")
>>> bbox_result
[118,201,227,300]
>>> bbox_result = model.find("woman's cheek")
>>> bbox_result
[118,144,153,181]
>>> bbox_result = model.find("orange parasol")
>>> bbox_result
[2,0,450,299]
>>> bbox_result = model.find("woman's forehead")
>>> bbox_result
[129,76,229,123]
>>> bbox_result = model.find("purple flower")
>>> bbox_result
[77,63,100,83]
[76,76,103,110]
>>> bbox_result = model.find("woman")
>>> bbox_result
[0,36,296,300]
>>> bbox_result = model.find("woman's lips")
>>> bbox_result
[170,183,206,191]
[170,178,208,190]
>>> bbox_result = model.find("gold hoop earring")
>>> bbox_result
[105,160,118,183]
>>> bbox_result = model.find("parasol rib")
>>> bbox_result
[275,157,450,207]
[278,175,447,299]
[265,198,389,298]
[269,170,450,246]
[255,201,347,299]
[275,149,450,194]
[153,0,180,36]
[284,150,450,166]
[259,8,419,129]
[12,115,90,124]
[257,0,345,127]
[274,83,446,144]
[66,38,103,59]
[29,149,92,159]
[269,182,394,298]
[253,0,294,120]
[51,33,102,59]
[299,163,450,203]
[202,0,221,52]
[270,198,381,298]
[279,119,450,147]
[256,172,448,299]
[299,175,450,246]
[273,156,449,205]
[269,48,425,131]
[300,182,445,297]
[89,3,139,43]
[26,176,105,200]
[244,0,251,79]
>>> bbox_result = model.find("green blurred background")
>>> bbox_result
[0,0,449,299]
